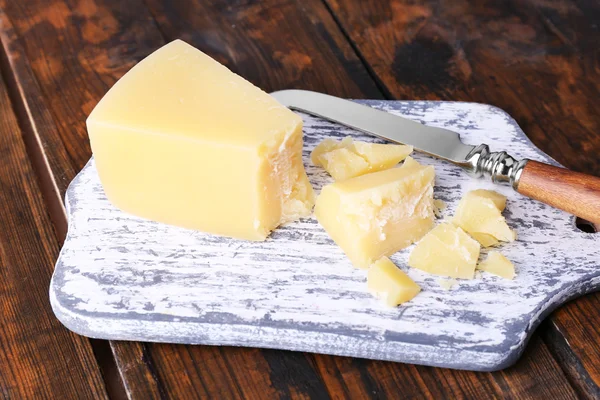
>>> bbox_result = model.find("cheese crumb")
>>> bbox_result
[433,199,446,218]
[438,278,458,290]
[477,251,516,279]
[367,257,421,307]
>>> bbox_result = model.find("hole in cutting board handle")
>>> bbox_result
[575,217,598,233]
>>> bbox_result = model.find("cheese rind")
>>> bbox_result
[453,190,515,246]
[315,157,435,269]
[367,257,421,307]
[477,251,515,279]
[408,222,481,279]
[87,40,314,240]
[311,137,413,180]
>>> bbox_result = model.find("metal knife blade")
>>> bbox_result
[271,89,474,164]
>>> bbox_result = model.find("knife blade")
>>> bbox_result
[272,89,474,164]
[271,89,600,224]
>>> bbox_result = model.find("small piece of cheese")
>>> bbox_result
[87,40,314,240]
[367,257,421,307]
[438,278,458,291]
[470,233,501,247]
[453,189,515,246]
[408,222,481,279]
[311,137,413,180]
[477,251,515,279]
[433,199,446,217]
[315,157,435,268]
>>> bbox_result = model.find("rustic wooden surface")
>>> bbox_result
[0,55,108,399]
[0,0,598,398]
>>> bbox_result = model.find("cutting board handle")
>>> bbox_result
[517,160,600,225]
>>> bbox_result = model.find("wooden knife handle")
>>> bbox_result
[517,160,600,224]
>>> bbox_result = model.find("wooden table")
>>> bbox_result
[0,1,598,398]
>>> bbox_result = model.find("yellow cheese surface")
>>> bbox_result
[315,157,435,269]
[470,189,507,210]
[408,222,481,279]
[311,137,413,180]
[433,199,446,218]
[87,40,314,240]
[477,251,515,279]
[367,257,421,307]
[453,190,515,246]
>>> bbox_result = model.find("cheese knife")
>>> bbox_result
[271,89,600,225]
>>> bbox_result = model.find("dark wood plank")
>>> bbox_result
[495,334,578,399]
[314,334,577,399]
[113,342,335,399]
[543,303,600,399]
[0,61,108,399]
[325,0,600,396]
[0,7,75,240]
[325,0,600,175]
[143,0,379,97]
[0,0,585,398]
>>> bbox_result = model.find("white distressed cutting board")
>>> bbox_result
[51,101,599,371]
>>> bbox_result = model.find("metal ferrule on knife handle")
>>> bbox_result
[464,144,528,190]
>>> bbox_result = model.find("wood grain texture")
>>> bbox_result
[0,0,590,398]
[144,0,380,98]
[325,0,600,393]
[0,0,164,172]
[0,8,75,240]
[53,101,598,374]
[518,160,600,224]
[0,58,108,399]
[325,0,600,175]
[315,333,577,399]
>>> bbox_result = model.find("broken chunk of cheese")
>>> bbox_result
[315,157,435,269]
[453,189,515,246]
[87,40,314,240]
[477,251,515,279]
[311,137,413,180]
[408,222,480,279]
[368,257,421,307]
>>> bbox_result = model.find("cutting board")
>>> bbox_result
[51,100,599,371]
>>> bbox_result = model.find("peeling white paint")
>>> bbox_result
[51,101,599,371]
